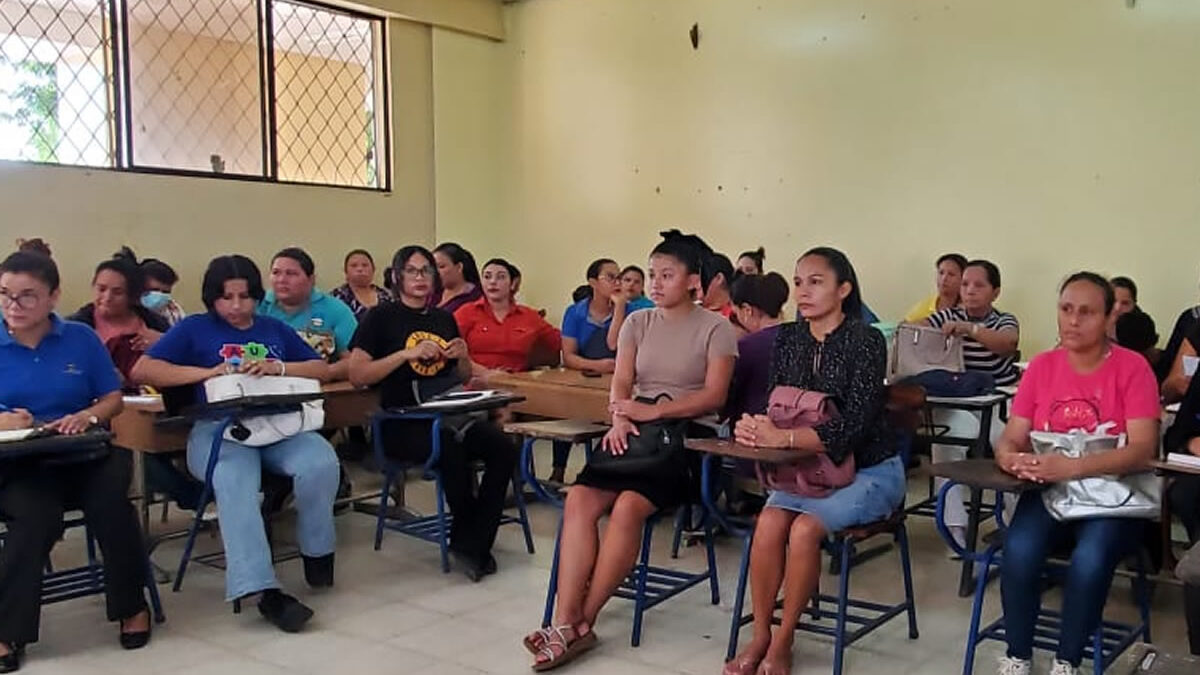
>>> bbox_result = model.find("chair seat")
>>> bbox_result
[503,419,609,443]
[835,510,906,543]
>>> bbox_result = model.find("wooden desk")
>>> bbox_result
[1151,458,1200,477]
[488,369,611,423]
[111,382,379,453]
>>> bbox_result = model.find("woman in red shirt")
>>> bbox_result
[454,258,561,377]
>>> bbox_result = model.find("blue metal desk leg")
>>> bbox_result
[173,417,232,593]
[542,516,564,628]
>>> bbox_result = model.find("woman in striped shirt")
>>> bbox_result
[926,260,1021,546]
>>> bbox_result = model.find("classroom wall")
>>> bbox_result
[435,0,1200,353]
[0,18,435,312]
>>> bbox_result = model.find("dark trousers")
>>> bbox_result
[0,449,147,645]
[1000,491,1143,666]
[1169,474,1200,654]
[384,420,519,560]
[552,441,571,470]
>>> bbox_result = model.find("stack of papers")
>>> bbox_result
[0,428,36,444]
[1166,453,1200,469]
[420,390,504,409]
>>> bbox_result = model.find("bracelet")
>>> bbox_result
[971,323,980,337]
[279,361,286,377]
[788,430,795,448]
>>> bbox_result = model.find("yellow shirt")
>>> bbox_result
[903,294,941,324]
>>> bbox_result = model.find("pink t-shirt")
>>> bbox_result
[1011,345,1160,435]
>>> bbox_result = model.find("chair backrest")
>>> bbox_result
[885,383,926,465]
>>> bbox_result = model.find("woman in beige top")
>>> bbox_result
[522,233,738,671]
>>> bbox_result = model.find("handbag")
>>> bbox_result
[889,323,964,381]
[588,395,688,475]
[755,387,856,497]
[203,374,324,447]
[900,369,994,398]
[1030,426,1161,521]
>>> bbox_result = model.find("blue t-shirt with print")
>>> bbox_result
[258,288,357,361]
[147,313,320,400]
[0,315,121,423]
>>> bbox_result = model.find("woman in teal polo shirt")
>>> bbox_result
[0,251,151,672]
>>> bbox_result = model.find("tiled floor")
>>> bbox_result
[27,457,1192,675]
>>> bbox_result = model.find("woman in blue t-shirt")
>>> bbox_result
[0,251,151,671]
[132,255,337,634]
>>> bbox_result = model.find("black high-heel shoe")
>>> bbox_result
[119,611,152,650]
[0,643,24,673]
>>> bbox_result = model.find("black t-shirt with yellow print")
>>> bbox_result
[350,302,460,409]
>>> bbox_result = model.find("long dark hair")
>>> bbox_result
[799,246,864,320]
[738,247,765,274]
[0,250,60,291]
[1061,271,1116,315]
[391,245,443,303]
[93,247,146,306]
[201,255,266,311]
[731,272,789,319]
[433,242,481,285]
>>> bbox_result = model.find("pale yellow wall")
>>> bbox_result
[0,17,434,312]
[357,0,504,40]
[436,0,1200,353]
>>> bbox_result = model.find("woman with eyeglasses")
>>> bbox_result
[349,246,519,581]
[0,251,152,671]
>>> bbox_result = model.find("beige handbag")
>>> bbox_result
[888,323,965,380]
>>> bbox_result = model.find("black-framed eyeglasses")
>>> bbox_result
[402,266,435,279]
[0,292,40,310]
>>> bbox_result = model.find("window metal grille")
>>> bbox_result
[0,0,389,190]
[0,0,115,166]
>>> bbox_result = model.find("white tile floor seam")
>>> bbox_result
[19,466,1192,674]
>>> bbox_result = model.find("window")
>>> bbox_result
[0,0,389,190]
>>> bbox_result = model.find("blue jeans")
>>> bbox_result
[187,422,340,600]
[1000,491,1144,666]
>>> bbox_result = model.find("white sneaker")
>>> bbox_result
[996,655,1031,675]
[1049,660,1079,675]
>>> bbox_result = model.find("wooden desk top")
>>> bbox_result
[684,438,801,465]
[1150,459,1200,477]
[503,419,610,442]
[930,458,1037,492]
[489,369,611,391]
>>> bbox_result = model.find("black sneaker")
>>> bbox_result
[450,548,486,583]
[258,590,314,633]
[303,553,335,588]
[482,553,498,576]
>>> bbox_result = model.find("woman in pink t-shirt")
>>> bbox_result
[991,272,1160,675]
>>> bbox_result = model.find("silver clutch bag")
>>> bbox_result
[1030,429,1160,521]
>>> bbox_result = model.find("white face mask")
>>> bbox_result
[141,290,171,311]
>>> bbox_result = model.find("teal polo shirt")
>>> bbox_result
[258,288,358,361]
[0,314,121,423]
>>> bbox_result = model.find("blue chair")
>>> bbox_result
[508,419,719,647]
[720,384,924,675]
[371,410,534,572]
[935,477,1152,675]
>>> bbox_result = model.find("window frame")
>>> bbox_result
[1,0,391,193]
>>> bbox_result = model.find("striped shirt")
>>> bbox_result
[927,307,1020,386]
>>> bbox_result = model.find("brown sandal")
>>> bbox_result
[522,626,556,655]
[531,625,597,672]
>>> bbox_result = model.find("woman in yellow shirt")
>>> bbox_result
[902,253,967,323]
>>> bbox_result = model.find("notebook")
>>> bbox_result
[0,428,36,443]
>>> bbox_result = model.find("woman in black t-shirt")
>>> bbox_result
[348,245,518,582]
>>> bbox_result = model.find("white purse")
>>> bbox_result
[1030,425,1160,521]
[203,374,324,447]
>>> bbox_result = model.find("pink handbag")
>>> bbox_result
[755,387,857,497]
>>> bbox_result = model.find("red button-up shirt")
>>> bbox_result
[454,298,562,371]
